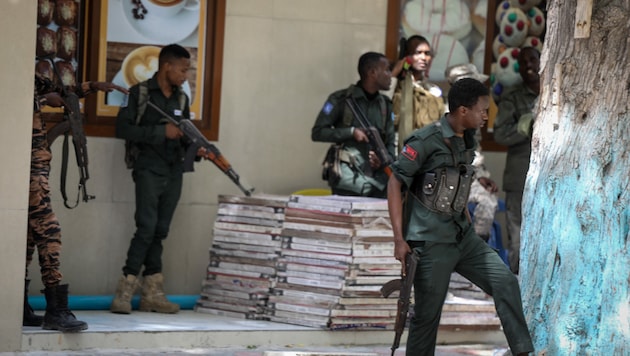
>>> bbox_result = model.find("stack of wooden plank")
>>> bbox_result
[266,195,401,329]
[195,194,288,319]
[331,219,400,330]
[196,194,500,331]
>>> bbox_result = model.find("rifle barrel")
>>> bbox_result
[146,101,255,196]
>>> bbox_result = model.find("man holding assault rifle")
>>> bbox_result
[386,78,534,356]
[111,44,252,315]
[312,52,395,198]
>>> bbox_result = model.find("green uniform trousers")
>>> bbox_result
[123,167,182,277]
[406,229,534,355]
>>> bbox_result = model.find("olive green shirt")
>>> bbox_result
[116,75,190,175]
[390,115,477,243]
[493,84,538,192]
[311,83,396,189]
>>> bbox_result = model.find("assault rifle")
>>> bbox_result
[380,251,419,356]
[46,90,95,209]
[146,101,254,196]
[344,96,393,176]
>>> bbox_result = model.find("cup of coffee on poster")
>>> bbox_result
[143,0,199,18]
[121,45,161,88]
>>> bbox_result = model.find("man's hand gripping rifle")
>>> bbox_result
[344,96,393,176]
[146,101,254,196]
[380,251,419,356]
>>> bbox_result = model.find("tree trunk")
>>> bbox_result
[520,0,629,354]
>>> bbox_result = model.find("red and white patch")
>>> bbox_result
[401,145,418,161]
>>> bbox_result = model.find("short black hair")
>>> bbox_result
[159,44,190,66]
[448,78,489,111]
[357,52,387,79]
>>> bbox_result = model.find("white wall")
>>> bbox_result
[0,0,507,351]
[0,1,37,351]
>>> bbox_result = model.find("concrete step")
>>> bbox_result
[20,311,507,353]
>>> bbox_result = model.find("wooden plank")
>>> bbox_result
[574,0,593,38]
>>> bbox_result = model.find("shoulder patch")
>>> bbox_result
[401,144,418,161]
[322,101,334,115]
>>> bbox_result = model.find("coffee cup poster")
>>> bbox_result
[96,0,205,118]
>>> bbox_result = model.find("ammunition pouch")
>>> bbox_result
[321,144,342,184]
[415,164,474,215]
[124,140,141,169]
[324,145,384,196]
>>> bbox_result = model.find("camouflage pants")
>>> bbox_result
[468,179,498,238]
[25,113,62,287]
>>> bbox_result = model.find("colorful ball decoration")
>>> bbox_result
[522,36,543,52]
[495,0,512,26]
[499,7,529,47]
[492,81,505,101]
[526,6,546,36]
[493,35,508,59]
[509,0,542,12]
[494,47,523,87]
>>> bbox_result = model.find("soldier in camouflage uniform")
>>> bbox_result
[26,74,126,331]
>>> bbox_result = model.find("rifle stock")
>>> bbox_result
[59,92,95,208]
[344,97,393,175]
[146,101,255,196]
[46,120,70,147]
[380,251,419,356]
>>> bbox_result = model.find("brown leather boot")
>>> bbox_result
[110,274,139,314]
[138,273,179,314]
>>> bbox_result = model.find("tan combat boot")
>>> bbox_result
[138,273,180,314]
[110,274,139,314]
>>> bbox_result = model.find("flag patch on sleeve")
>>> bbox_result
[401,144,417,161]
[323,102,334,115]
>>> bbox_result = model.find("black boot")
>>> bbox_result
[23,279,44,327]
[42,284,88,332]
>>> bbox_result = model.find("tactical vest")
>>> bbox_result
[413,122,474,215]
[124,81,187,169]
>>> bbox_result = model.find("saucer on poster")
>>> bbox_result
[121,0,200,44]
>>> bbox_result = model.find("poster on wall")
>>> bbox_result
[95,0,206,118]
[397,0,487,83]
[35,0,84,115]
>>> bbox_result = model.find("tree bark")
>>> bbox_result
[520,0,630,354]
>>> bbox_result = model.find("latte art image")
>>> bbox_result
[121,46,161,87]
